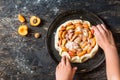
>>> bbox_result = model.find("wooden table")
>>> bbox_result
[0,0,120,80]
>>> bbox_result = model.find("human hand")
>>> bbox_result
[92,24,116,51]
[93,24,120,80]
[55,56,77,80]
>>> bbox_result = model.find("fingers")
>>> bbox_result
[56,56,77,75]
[92,25,101,36]
[61,56,66,65]
[56,56,69,70]
[61,56,71,66]
[96,24,106,34]
[92,24,108,36]
[72,67,77,75]
[56,62,61,70]
[66,56,71,66]
[101,24,107,31]
[56,56,66,69]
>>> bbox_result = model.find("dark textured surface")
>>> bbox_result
[0,0,120,80]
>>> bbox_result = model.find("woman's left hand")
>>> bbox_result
[55,56,77,80]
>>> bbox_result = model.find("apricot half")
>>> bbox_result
[18,14,26,23]
[18,25,28,36]
[30,16,41,27]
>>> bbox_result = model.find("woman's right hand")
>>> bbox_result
[92,24,116,51]
[92,24,120,80]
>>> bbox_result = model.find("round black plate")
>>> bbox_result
[46,10,105,73]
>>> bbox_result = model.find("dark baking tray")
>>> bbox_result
[46,9,105,73]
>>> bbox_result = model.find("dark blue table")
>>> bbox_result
[0,0,120,80]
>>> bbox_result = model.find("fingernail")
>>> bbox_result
[97,24,100,27]
[74,67,77,70]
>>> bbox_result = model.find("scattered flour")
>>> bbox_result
[52,7,59,15]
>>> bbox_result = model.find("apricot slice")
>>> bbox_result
[77,50,87,57]
[30,16,41,27]
[18,14,26,23]
[66,25,75,30]
[91,37,96,47]
[18,25,28,36]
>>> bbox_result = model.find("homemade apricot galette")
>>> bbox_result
[55,19,98,63]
